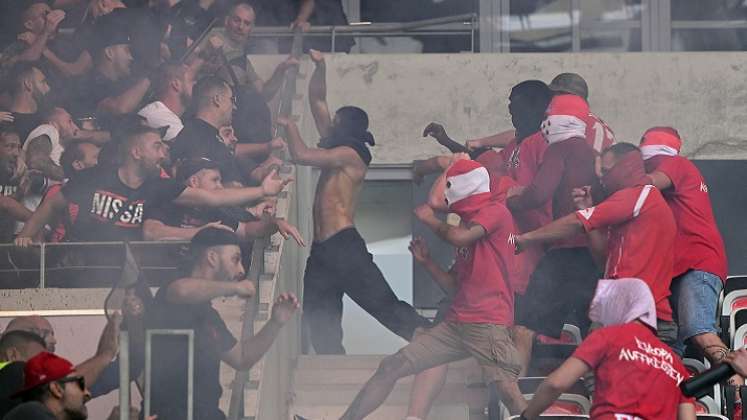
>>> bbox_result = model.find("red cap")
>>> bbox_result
[13,352,75,397]
[545,94,590,119]
[640,126,682,153]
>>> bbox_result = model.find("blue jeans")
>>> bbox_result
[670,270,723,355]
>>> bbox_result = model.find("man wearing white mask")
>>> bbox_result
[520,278,696,420]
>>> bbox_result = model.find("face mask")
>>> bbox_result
[540,115,586,145]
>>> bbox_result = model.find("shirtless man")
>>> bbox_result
[277,49,428,354]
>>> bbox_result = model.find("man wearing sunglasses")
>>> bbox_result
[4,352,90,420]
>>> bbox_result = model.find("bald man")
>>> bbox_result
[4,315,56,352]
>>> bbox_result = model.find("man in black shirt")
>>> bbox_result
[14,125,291,245]
[171,76,242,184]
[146,227,299,420]
[71,29,151,123]
[6,63,51,142]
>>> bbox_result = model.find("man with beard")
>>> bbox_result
[24,107,81,182]
[6,63,51,142]
[137,63,195,142]
[72,30,151,122]
[0,129,32,243]
[147,227,299,420]
[513,143,678,345]
[14,125,290,245]
[4,352,91,420]
[280,49,429,355]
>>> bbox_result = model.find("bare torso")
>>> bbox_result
[312,157,367,241]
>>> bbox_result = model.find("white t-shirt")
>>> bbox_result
[137,101,184,142]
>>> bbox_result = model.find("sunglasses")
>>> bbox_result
[58,376,86,391]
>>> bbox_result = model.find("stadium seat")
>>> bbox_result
[696,415,729,420]
[730,308,747,345]
[517,377,589,397]
[696,396,720,415]
[724,276,747,297]
[720,289,747,342]
[536,324,583,345]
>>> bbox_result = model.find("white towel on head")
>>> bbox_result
[589,278,657,330]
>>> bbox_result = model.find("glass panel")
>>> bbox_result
[671,0,747,51]
[510,0,573,52]
[579,0,643,51]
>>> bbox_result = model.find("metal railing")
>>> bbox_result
[228,14,477,52]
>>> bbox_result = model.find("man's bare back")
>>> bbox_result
[312,155,367,241]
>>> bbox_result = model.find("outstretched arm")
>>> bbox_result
[262,56,299,101]
[422,122,468,154]
[165,277,255,304]
[514,213,584,253]
[174,169,291,207]
[222,293,299,370]
[308,49,332,138]
[466,129,516,150]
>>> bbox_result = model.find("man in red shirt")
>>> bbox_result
[338,160,526,420]
[514,142,679,344]
[520,278,695,420]
[506,94,600,345]
[640,127,730,362]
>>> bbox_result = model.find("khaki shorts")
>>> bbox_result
[399,321,521,383]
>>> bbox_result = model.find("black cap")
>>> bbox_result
[176,158,220,184]
[91,28,131,53]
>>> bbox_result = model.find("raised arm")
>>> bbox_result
[75,313,120,388]
[165,277,255,304]
[261,56,299,101]
[414,204,486,248]
[279,117,359,168]
[292,0,314,30]
[308,49,332,138]
[42,49,92,78]
[142,219,221,241]
[97,77,151,115]
[14,190,68,246]
[222,293,299,370]
[422,122,468,154]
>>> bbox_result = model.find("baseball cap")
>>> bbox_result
[13,352,75,397]
[549,73,589,100]
[176,158,221,184]
[91,28,131,53]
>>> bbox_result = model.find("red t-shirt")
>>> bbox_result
[447,203,517,325]
[585,112,616,154]
[646,155,728,281]
[573,323,693,420]
[575,185,676,321]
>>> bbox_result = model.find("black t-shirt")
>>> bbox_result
[61,166,186,242]
[10,112,42,144]
[170,118,242,183]
[0,362,25,418]
[3,401,55,420]
[146,285,237,420]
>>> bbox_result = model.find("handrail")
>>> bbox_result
[251,13,477,35]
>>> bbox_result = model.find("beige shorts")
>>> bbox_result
[399,321,521,383]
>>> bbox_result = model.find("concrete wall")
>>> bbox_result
[290,52,747,163]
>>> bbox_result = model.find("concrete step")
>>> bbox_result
[292,383,489,407]
[292,404,481,420]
